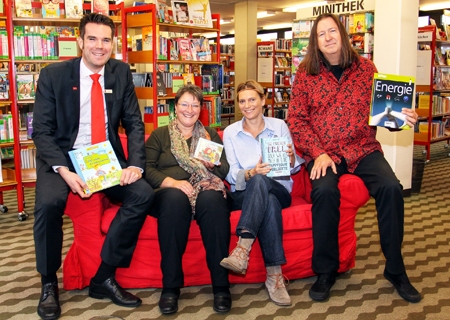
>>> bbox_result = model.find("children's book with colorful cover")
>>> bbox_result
[260,137,290,178]
[0,73,8,100]
[16,74,35,100]
[42,0,60,18]
[353,13,366,33]
[200,64,222,94]
[142,26,152,50]
[92,0,110,16]
[171,0,189,24]
[193,137,223,165]
[15,0,33,18]
[177,38,193,60]
[369,73,415,130]
[185,0,213,28]
[65,0,83,18]
[68,141,122,194]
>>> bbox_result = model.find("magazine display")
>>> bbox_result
[369,73,415,130]
[193,137,223,165]
[68,141,122,194]
[260,137,290,177]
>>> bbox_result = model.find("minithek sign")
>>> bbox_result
[297,0,375,18]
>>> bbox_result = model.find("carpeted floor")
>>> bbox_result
[0,142,449,320]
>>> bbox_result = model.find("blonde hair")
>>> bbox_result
[236,80,265,100]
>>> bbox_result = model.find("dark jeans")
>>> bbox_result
[307,151,405,275]
[33,158,154,275]
[232,174,291,267]
[150,188,231,289]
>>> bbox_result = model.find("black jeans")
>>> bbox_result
[307,151,405,275]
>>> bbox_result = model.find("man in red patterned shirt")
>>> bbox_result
[288,13,421,303]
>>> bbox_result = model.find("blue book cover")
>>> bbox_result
[369,73,415,130]
[68,141,122,194]
[260,137,290,177]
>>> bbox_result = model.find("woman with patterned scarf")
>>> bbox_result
[145,84,232,315]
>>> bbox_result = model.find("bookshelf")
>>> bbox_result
[220,44,234,126]
[256,40,292,121]
[414,25,450,161]
[123,4,222,134]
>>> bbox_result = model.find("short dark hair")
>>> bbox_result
[301,13,359,75]
[79,13,116,40]
[174,84,204,106]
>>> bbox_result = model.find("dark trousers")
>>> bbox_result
[307,151,405,275]
[33,157,154,276]
[150,188,231,289]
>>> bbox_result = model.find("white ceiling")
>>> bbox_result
[124,0,450,35]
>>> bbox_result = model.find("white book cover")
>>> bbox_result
[65,0,83,19]
[260,137,290,177]
[193,137,223,165]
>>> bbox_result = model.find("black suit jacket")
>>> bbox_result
[32,57,145,171]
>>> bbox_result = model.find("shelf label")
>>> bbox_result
[417,32,433,42]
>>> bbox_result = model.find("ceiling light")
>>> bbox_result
[420,3,450,11]
[220,19,233,25]
[283,1,328,12]
[257,11,276,19]
[262,23,293,30]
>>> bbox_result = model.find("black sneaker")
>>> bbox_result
[384,269,422,303]
[309,272,337,301]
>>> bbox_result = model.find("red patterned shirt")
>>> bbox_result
[288,57,382,173]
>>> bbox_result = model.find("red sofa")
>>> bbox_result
[63,135,370,290]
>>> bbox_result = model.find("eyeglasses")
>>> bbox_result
[178,102,201,109]
[42,0,59,4]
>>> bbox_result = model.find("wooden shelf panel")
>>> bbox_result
[0,168,17,187]
[135,87,153,100]
[128,50,154,63]
[127,13,153,28]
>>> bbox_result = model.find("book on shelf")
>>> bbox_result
[353,13,366,33]
[27,112,33,139]
[42,0,61,18]
[368,73,415,130]
[65,0,83,18]
[156,72,167,96]
[142,26,152,50]
[92,0,109,16]
[68,140,122,195]
[172,75,184,93]
[177,38,193,60]
[182,73,195,85]
[132,73,146,87]
[145,72,153,87]
[131,1,148,15]
[14,0,33,18]
[260,137,290,178]
[171,0,189,24]
[365,12,374,33]
[154,0,170,23]
[16,74,35,100]
[169,39,179,60]
[0,73,8,100]
[185,0,213,28]
[201,64,222,94]
[292,20,312,38]
[193,137,223,165]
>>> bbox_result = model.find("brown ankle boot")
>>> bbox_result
[265,266,291,306]
[220,237,254,274]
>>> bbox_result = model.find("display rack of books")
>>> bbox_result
[220,44,234,126]
[256,40,292,121]
[2,1,124,219]
[291,11,374,76]
[414,25,450,161]
[123,1,222,134]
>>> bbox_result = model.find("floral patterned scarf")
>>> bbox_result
[169,120,226,213]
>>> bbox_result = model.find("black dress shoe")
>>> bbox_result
[309,272,337,301]
[213,292,232,313]
[37,282,61,320]
[384,269,422,303]
[89,277,142,307]
[159,293,179,314]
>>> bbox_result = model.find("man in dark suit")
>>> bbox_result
[32,13,154,320]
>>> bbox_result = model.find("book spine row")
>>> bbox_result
[0,31,8,59]
[13,32,59,60]
[21,145,37,169]
[275,39,292,51]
